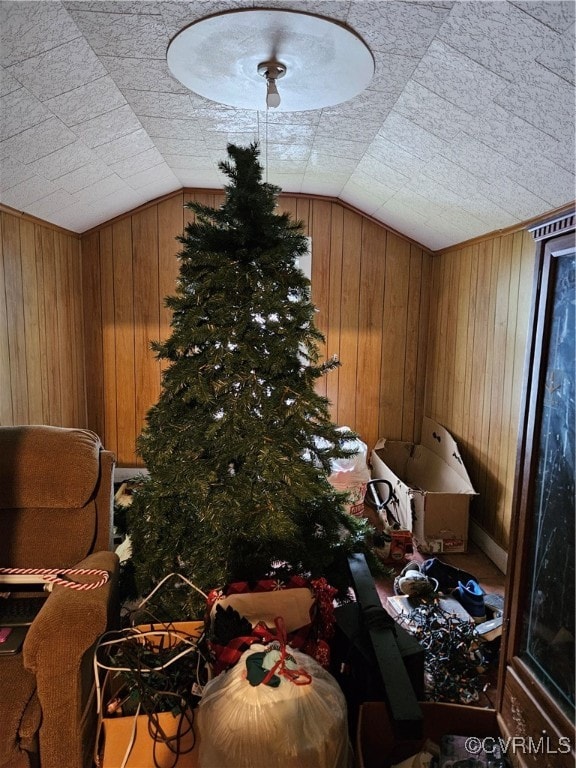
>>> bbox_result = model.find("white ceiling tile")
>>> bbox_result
[437,1,559,81]
[0,1,80,67]
[311,138,369,161]
[374,198,429,230]
[124,90,204,118]
[73,104,144,148]
[152,137,210,157]
[124,162,178,191]
[476,174,552,221]
[342,173,398,211]
[300,178,346,197]
[320,89,396,123]
[355,155,408,191]
[509,1,575,33]
[70,9,168,58]
[110,146,166,178]
[164,154,208,171]
[307,151,358,174]
[0,116,76,163]
[1,0,573,247]
[386,185,451,222]
[57,162,115,193]
[44,76,127,127]
[171,167,222,189]
[411,40,509,115]
[59,191,144,232]
[0,155,36,191]
[0,66,21,97]
[347,1,452,56]
[265,144,310,163]
[99,55,188,94]
[505,158,575,209]
[436,132,519,182]
[27,140,100,180]
[196,109,260,133]
[494,64,574,143]
[316,114,381,142]
[340,184,381,216]
[203,132,257,151]
[7,38,107,101]
[393,81,473,141]
[265,172,304,193]
[261,110,320,127]
[258,123,317,145]
[469,102,571,172]
[24,188,77,219]
[377,112,449,161]
[158,0,253,38]
[536,22,575,84]
[0,87,49,140]
[94,128,156,165]
[73,174,129,205]
[64,3,162,15]
[140,115,204,140]
[362,135,427,178]
[369,53,420,94]
[1,173,61,208]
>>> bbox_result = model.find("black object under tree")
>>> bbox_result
[128,143,372,616]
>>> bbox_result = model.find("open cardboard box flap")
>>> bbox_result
[371,418,477,553]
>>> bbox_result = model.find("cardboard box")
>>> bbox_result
[370,418,476,554]
[356,701,498,768]
[97,622,204,768]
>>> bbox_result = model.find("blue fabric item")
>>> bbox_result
[421,557,477,593]
[453,579,486,621]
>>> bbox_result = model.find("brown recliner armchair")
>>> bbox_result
[0,426,120,768]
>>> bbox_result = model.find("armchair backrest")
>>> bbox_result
[0,426,115,568]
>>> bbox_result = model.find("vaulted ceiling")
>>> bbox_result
[1,1,574,250]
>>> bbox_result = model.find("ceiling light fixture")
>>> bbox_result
[257,61,286,109]
[166,10,374,112]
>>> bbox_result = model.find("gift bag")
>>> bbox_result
[197,626,350,768]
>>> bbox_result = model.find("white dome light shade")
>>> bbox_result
[166,9,374,112]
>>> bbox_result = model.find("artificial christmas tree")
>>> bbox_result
[128,143,372,617]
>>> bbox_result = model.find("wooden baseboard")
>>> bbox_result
[469,519,507,574]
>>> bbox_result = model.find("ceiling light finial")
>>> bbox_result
[258,61,286,109]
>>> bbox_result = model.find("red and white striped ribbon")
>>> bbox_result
[0,567,110,590]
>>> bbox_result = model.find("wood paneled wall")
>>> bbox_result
[424,230,536,550]
[1,193,541,554]
[0,210,86,428]
[79,191,431,465]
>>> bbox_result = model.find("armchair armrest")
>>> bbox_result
[23,550,120,768]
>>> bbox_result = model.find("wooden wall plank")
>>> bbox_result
[81,230,105,439]
[325,204,344,419]
[403,246,424,440]
[356,219,386,450]
[19,220,42,424]
[158,194,184,365]
[132,207,160,449]
[337,208,362,429]
[0,214,13,424]
[3,213,28,422]
[112,218,136,465]
[100,226,117,450]
[379,232,409,441]
[309,199,332,397]
[424,229,537,550]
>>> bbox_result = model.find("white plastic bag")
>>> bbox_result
[197,644,350,768]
